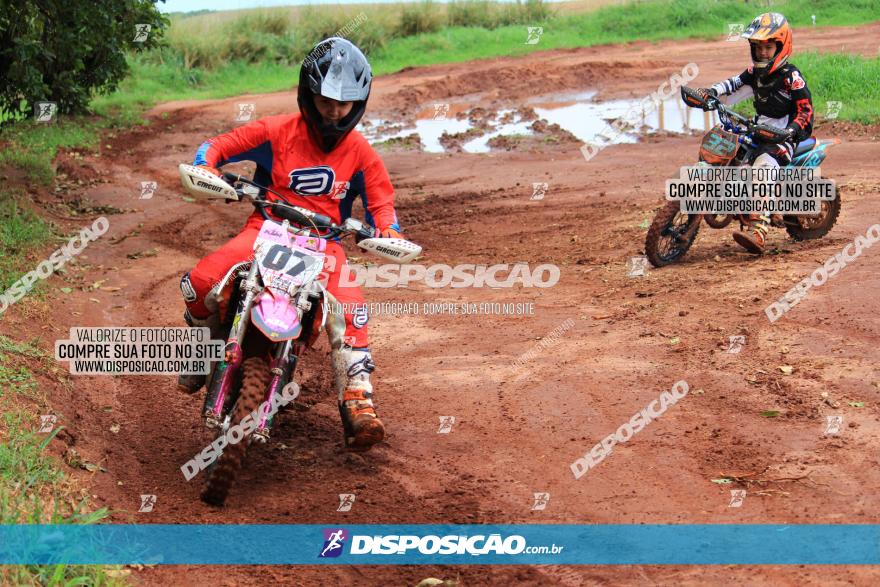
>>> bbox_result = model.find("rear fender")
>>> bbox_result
[792,138,840,168]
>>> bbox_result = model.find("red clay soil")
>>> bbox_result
[3,21,880,586]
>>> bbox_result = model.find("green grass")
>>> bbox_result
[91,57,298,121]
[0,334,60,374]
[0,190,54,290]
[0,117,119,186]
[89,0,880,125]
[729,52,880,124]
[371,0,880,70]
[796,51,880,123]
[0,365,39,400]
[0,228,127,582]
[0,335,124,586]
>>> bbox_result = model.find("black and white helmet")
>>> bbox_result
[297,37,372,153]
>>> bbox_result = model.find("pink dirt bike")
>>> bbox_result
[178,164,421,506]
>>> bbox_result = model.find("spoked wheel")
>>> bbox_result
[200,356,271,507]
[645,201,702,267]
[784,196,841,241]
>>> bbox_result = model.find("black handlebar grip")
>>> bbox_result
[269,203,335,229]
[271,202,310,226]
[753,124,790,144]
[221,172,239,183]
[310,212,333,228]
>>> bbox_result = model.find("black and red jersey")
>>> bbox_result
[711,63,814,141]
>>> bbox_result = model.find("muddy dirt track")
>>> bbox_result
[6,22,880,586]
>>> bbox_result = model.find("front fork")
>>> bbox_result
[251,340,302,442]
[201,263,260,429]
[201,264,309,441]
[253,289,324,441]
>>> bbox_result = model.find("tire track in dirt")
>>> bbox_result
[4,24,879,586]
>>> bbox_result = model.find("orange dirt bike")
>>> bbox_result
[644,86,840,267]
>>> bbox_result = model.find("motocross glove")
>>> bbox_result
[781,126,798,143]
[379,227,403,239]
[198,165,221,176]
[353,226,401,244]
[696,88,718,110]
[196,165,237,204]
[696,87,718,100]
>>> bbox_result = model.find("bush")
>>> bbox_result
[398,1,445,37]
[447,0,552,30]
[447,0,496,29]
[0,0,168,120]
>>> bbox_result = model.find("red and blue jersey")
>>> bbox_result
[194,113,399,231]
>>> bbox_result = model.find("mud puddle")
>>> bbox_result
[361,90,720,152]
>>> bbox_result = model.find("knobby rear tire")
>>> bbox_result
[785,196,841,241]
[200,356,271,507]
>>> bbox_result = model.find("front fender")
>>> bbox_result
[250,289,302,342]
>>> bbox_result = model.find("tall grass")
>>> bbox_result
[400,1,446,36]
[151,1,554,71]
[446,0,552,28]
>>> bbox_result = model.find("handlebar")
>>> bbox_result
[222,172,377,241]
[680,86,791,144]
[221,171,242,185]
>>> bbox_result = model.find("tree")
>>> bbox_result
[0,0,168,120]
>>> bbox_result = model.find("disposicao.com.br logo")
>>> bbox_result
[319,528,348,558]
[318,528,563,557]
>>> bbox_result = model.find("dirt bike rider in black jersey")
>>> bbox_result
[694,12,815,254]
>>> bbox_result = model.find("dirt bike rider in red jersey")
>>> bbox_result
[694,12,814,254]
[177,38,403,451]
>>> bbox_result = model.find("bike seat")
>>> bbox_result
[793,137,816,156]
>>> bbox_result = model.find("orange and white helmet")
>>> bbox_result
[741,12,793,76]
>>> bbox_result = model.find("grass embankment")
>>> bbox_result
[0,195,53,289]
[90,0,880,123]
[1,181,122,585]
[0,334,122,584]
[796,51,880,124]
[0,119,116,186]
[2,0,878,187]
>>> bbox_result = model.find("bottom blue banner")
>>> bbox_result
[0,524,878,565]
